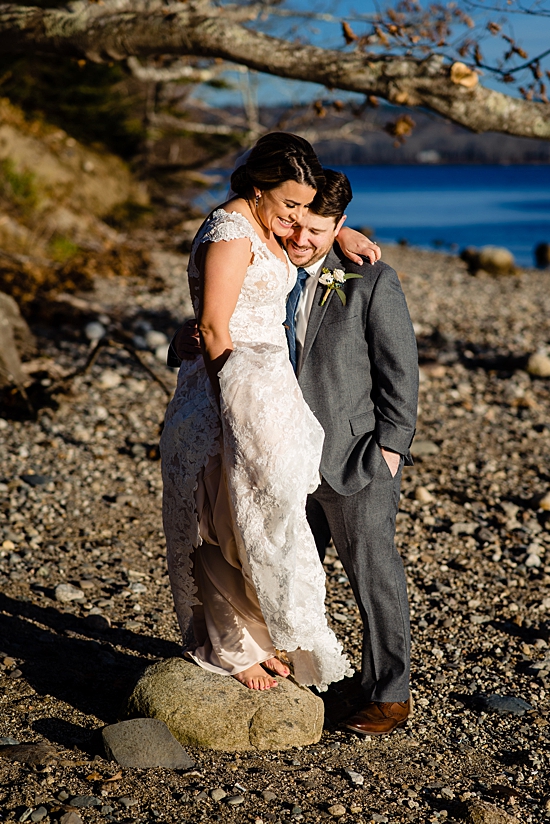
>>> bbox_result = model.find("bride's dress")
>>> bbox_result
[160,209,352,690]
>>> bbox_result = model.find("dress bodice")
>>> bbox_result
[188,209,296,347]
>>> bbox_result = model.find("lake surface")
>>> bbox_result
[195,164,550,267]
[339,164,550,267]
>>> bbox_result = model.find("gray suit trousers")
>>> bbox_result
[306,455,410,702]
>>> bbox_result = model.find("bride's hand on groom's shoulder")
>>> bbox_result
[336,226,381,266]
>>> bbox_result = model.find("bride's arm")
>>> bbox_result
[336,225,381,265]
[198,238,251,401]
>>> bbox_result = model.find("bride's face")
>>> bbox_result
[254,180,316,237]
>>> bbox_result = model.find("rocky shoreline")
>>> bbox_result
[0,243,549,824]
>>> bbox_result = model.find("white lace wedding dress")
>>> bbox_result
[160,209,352,690]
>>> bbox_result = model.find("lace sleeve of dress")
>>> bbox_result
[195,210,264,259]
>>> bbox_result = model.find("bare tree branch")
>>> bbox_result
[127,55,225,83]
[0,1,549,139]
[150,111,259,136]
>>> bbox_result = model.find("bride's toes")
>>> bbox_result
[233,664,278,690]
[262,657,290,678]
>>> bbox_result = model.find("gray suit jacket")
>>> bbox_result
[297,244,418,497]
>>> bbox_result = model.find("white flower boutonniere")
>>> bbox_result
[319,267,363,306]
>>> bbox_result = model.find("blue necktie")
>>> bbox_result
[284,267,309,373]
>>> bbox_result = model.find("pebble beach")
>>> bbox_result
[0,242,550,824]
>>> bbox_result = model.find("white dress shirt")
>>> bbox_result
[294,255,328,353]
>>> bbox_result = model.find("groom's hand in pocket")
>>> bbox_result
[381,447,401,478]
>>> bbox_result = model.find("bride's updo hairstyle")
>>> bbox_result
[230,132,325,198]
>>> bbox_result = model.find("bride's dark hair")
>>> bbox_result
[230,132,325,198]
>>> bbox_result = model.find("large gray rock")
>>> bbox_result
[124,657,324,751]
[461,799,519,824]
[102,718,194,769]
[0,290,34,389]
[461,245,516,276]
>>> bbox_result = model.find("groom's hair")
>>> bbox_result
[310,169,352,224]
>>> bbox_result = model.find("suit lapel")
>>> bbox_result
[300,247,341,370]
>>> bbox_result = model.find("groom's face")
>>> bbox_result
[284,212,345,268]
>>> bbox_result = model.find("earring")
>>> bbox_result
[255,192,260,209]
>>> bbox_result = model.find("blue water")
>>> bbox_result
[194,164,550,267]
[339,165,550,267]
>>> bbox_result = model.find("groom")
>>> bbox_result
[170,171,418,735]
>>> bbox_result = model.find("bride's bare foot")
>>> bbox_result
[262,657,290,678]
[233,664,278,690]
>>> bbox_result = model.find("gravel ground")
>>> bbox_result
[1,243,550,824]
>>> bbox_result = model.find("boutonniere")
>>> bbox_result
[319,267,363,306]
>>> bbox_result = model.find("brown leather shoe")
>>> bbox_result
[344,698,410,736]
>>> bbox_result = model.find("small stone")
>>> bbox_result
[477,527,497,543]
[102,718,194,769]
[70,796,101,808]
[128,581,147,595]
[475,694,533,716]
[470,614,491,625]
[99,369,121,389]
[132,334,148,350]
[30,807,48,823]
[155,344,170,363]
[123,620,142,631]
[145,330,168,350]
[3,656,16,668]
[55,583,85,603]
[0,736,18,745]
[537,491,550,511]
[57,791,69,802]
[211,789,227,802]
[226,795,245,806]
[59,814,83,824]
[119,797,138,809]
[344,768,364,786]
[2,540,15,551]
[9,668,22,678]
[100,806,114,815]
[327,804,346,818]
[370,816,389,824]
[415,486,433,504]
[525,553,542,568]
[451,521,478,536]
[20,474,52,487]
[262,791,277,802]
[72,425,91,443]
[411,439,440,457]
[526,352,550,378]
[85,613,111,631]
[85,322,106,342]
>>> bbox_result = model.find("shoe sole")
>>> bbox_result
[343,717,408,736]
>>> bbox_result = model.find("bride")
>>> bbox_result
[160,133,352,691]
